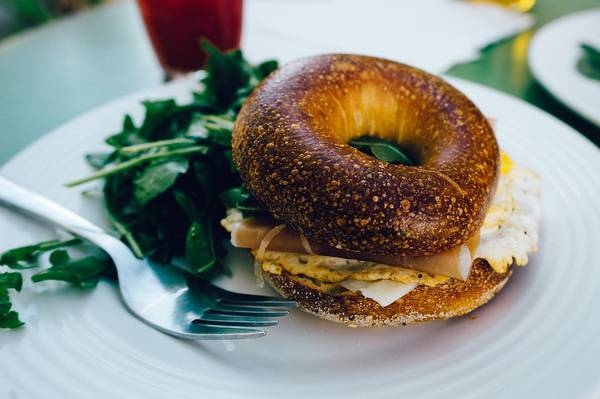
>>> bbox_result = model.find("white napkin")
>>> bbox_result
[243,0,533,73]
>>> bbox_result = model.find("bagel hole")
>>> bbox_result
[348,135,417,166]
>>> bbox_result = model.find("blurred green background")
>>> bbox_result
[0,0,105,38]
[448,0,600,146]
[0,0,597,166]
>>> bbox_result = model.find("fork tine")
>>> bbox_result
[184,323,267,340]
[205,306,289,317]
[217,298,297,308]
[194,315,279,328]
[223,292,295,302]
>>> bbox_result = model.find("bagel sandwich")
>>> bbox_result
[223,54,541,327]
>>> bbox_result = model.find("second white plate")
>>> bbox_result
[529,8,600,126]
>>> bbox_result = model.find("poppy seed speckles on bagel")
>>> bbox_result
[232,54,500,257]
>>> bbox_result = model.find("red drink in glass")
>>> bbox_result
[137,0,243,76]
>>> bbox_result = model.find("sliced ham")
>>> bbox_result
[231,218,478,280]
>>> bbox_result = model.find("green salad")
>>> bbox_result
[0,43,413,330]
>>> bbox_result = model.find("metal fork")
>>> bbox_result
[0,175,295,339]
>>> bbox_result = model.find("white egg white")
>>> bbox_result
[252,153,541,306]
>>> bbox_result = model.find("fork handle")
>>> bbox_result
[0,174,125,252]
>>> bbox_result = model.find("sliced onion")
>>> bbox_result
[254,258,265,288]
[300,234,314,255]
[458,244,473,280]
[256,224,286,261]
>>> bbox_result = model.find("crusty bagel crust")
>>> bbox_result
[233,54,499,256]
[263,259,511,327]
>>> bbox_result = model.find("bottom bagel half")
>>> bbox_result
[223,153,539,327]
[262,259,511,327]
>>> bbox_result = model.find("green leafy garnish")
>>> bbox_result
[64,43,276,273]
[1,239,114,328]
[576,43,600,81]
[0,272,22,291]
[196,41,278,111]
[31,250,112,288]
[1,44,276,330]
[185,221,217,274]
[349,136,415,166]
[65,146,209,187]
[0,272,23,329]
[187,113,235,146]
[134,159,190,205]
[219,186,266,217]
[86,152,115,169]
[0,238,81,269]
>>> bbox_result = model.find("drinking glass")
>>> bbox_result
[137,0,244,78]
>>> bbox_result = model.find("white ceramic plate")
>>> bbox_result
[1,76,600,399]
[528,8,600,126]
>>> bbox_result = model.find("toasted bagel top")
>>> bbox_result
[232,54,499,256]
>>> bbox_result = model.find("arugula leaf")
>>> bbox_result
[219,186,266,218]
[31,250,112,288]
[106,102,197,148]
[219,186,247,209]
[195,41,278,113]
[1,242,113,328]
[134,159,190,205]
[349,136,415,166]
[255,60,279,80]
[198,41,253,110]
[223,149,237,172]
[0,311,24,329]
[0,272,24,329]
[0,238,81,269]
[186,113,235,146]
[176,163,222,274]
[172,190,213,271]
[219,187,255,210]
[118,138,197,155]
[86,152,115,169]
[0,289,10,317]
[66,145,208,187]
[138,100,180,138]
[0,272,22,291]
[106,115,145,148]
[49,249,70,264]
[185,221,217,273]
[577,43,600,81]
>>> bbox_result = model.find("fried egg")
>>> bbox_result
[476,153,541,273]
[223,152,540,306]
[253,152,540,300]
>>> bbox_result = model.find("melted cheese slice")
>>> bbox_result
[339,280,418,307]
[257,250,449,286]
